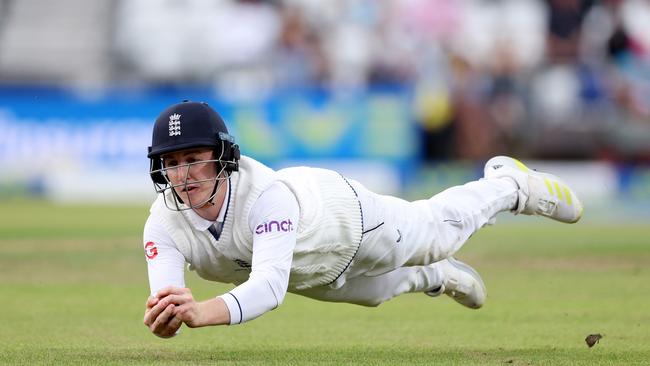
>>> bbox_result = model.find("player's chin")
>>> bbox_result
[185,190,212,207]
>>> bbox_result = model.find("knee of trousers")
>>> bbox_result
[429,211,474,260]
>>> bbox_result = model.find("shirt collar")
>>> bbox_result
[183,180,230,231]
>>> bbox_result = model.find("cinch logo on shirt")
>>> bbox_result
[255,219,294,234]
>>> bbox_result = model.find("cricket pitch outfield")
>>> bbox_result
[1,200,648,365]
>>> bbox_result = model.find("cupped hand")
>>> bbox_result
[143,292,182,338]
[153,286,203,328]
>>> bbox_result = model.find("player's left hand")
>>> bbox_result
[143,291,183,338]
[153,286,205,328]
[152,286,230,328]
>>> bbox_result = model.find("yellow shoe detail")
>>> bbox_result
[514,159,529,172]
[544,178,554,195]
[563,187,573,205]
[554,182,564,201]
[484,156,583,223]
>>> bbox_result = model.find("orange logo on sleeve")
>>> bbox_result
[144,241,158,259]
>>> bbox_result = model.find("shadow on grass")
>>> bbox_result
[3,345,649,365]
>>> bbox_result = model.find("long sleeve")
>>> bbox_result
[143,214,186,295]
[219,181,298,324]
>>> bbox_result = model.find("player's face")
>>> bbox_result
[161,148,219,206]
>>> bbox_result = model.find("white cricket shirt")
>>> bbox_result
[143,180,299,325]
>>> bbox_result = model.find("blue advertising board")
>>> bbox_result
[0,86,419,174]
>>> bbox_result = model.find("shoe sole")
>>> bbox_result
[447,257,486,307]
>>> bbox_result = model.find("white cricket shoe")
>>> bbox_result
[484,156,584,223]
[425,257,486,309]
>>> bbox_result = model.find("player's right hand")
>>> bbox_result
[143,294,182,338]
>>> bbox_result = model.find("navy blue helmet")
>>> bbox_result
[148,101,240,185]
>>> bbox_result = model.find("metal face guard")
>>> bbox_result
[151,158,228,211]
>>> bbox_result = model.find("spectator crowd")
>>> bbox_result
[1,0,649,161]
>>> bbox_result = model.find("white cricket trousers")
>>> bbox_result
[296,177,518,306]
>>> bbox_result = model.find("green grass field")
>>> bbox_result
[1,200,649,365]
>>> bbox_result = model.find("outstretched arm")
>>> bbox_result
[217,182,298,324]
[147,182,298,330]
[141,214,186,337]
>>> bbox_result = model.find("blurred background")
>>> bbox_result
[2,3,649,363]
[0,0,649,218]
